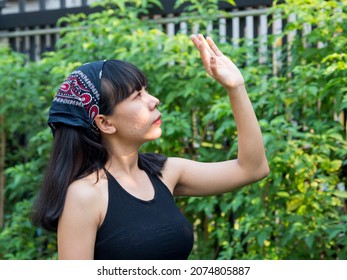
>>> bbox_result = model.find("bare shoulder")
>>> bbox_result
[58,170,108,259]
[66,171,108,206]
[161,157,187,193]
[62,170,109,228]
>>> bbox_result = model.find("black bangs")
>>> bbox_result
[99,60,148,115]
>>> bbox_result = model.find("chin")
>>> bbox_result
[152,129,163,140]
[145,128,162,142]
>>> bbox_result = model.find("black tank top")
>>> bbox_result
[94,170,194,260]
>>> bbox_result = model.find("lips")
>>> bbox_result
[153,115,162,125]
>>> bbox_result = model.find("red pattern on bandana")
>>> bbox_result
[56,73,99,123]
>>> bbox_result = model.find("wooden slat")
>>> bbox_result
[259,11,268,63]
[272,13,282,75]
[219,18,227,43]
[0,6,103,29]
[166,14,175,36]
[60,0,66,9]
[19,0,25,13]
[232,14,240,47]
[39,0,46,10]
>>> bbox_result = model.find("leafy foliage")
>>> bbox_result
[0,0,346,259]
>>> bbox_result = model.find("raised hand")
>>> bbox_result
[190,34,245,91]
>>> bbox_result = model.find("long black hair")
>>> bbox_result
[31,60,167,232]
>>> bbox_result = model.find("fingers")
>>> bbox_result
[190,34,214,56]
[190,34,212,73]
[191,34,223,56]
[206,36,223,57]
[198,34,215,56]
[190,34,201,49]
[190,34,224,77]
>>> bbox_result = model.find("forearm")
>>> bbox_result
[227,85,268,175]
[190,34,269,182]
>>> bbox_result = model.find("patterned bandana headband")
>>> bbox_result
[48,60,105,132]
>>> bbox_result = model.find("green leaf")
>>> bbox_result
[257,231,268,247]
[328,229,343,241]
[287,197,303,212]
[333,191,347,199]
[305,235,315,249]
[277,191,290,198]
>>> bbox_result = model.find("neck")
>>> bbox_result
[105,144,141,177]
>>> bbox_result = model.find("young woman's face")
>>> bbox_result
[111,87,162,144]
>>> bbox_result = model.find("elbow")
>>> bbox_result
[238,156,270,185]
[255,160,270,181]
[249,159,270,183]
[260,163,270,179]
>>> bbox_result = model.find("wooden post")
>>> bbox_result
[0,115,5,228]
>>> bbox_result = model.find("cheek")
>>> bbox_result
[119,112,148,133]
[129,111,147,126]
[132,119,148,131]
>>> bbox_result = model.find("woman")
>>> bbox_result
[31,34,269,260]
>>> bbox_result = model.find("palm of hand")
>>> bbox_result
[208,54,244,89]
[191,34,245,90]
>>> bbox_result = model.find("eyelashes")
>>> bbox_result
[132,86,153,100]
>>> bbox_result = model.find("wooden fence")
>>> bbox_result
[0,0,274,60]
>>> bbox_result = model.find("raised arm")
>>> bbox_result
[163,34,269,196]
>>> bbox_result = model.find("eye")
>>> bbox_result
[132,91,142,99]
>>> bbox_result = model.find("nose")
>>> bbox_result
[149,94,160,110]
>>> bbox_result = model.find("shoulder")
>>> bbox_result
[139,152,167,176]
[58,171,108,259]
[161,157,187,193]
[163,157,193,171]
[62,170,108,226]
[67,171,107,204]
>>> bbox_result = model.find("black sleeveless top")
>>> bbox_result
[94,170,194,260]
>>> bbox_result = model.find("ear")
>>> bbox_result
[94,114,117,134]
